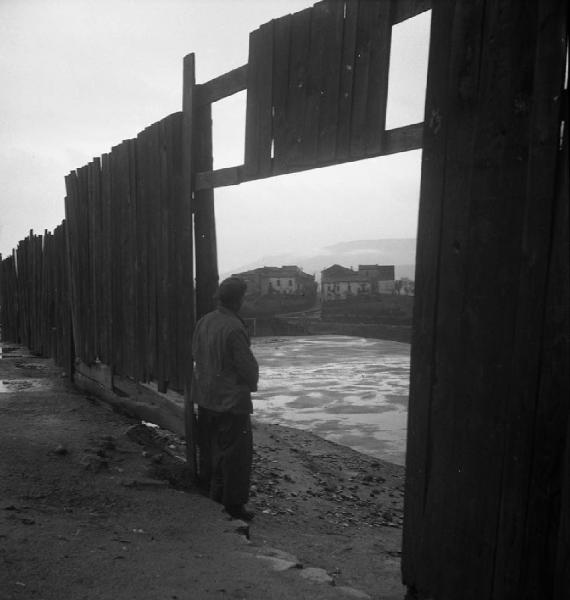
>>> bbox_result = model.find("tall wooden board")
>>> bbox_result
[403,1,569,598]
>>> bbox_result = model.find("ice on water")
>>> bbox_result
[252,335,410,465]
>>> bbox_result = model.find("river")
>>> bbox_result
[252,335,410,466]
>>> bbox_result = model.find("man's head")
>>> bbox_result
[216,277,247,312]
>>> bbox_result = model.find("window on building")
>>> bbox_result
[289,280,293,286]
[277,280,281,287]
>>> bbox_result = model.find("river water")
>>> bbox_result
[252,335,410,466]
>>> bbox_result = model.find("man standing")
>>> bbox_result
[191,277,259,521]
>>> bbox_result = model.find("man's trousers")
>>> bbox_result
[197,407,253,507]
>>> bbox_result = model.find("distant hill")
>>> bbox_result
[223,238,416,281]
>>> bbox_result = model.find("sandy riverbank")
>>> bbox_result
[0,348,406,599]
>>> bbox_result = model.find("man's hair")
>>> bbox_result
[216,277,247,309]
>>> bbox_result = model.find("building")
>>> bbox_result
[321,263,396,300]
[358,264,395,294]
[321,264,371,301]
[233,265,316,297]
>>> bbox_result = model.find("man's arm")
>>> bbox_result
[228,329,259,391]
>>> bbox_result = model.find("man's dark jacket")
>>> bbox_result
[191,307,259,414]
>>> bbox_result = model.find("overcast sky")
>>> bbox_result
[0,0,430,272]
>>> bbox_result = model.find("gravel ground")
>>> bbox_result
[0,346,406,599]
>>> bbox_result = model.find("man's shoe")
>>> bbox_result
[224,504,254,521]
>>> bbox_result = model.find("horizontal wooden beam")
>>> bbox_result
[383,121,424,155]
[74,360,185,438]
[195,64,248,106]
[391,0,432,25]
[195,165,243,190]
[194,122,423,191]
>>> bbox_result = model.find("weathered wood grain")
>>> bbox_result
[403,0,568,598]
[100,153,113,366]
[335,0,359,161]
[182,53,197,473]
[315,0,344,163]
[272,14,292,172]
[244,22,274,179]
[193,102,219,320]
[281,8,312,169]
[363,0,392,155]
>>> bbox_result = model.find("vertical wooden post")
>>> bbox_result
[182,53,198,474]
[402,1,568,598]
[193,111,219,320]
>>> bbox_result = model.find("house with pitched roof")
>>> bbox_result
[321,264,371,301]
[321,263,395,301]
[233,265,316,297]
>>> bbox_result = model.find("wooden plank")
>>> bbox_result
[75,358,113,389]
[299,2,326,164]
[364,0,393,154]
[244,22,274,179]
[193,99,219,320]
[315,0,344,163]
[134,130,149,383]
[508,0,568,593]
[164,112,182,392]
[88,158,102,362]
[194,123,422,191]
[424,3,504,594]
[147,123,160,383]
[281,8,312,169]
[64,171,83,364]
[195,64,247,106]
[109,145,124,374]
[157,119,170,393]
[167,113,180,391]
[41,231,50,356]
[349,1,378,158]
[114,142,129,377]
[192,53,219,323]
[182,53,197,472]
[299,0,345,165]
[49,230,56,360]
[383,122,423,154]
[168,111,188,392]
[403,0,568,598]
[76,165,92,364]
[195,165,242,190]
[30,232,39,352]
[73,360,185,438]
[464,0,566,595]
[122,140,135,378]
[401,0,458,594]
[127,139,139,381]
[100,153,113,366]
[86,161,95,361]
[51,224,64,368]
[556,414,570,594]
[49,229,56,359]
[335,0,359,161]
[272,14,292,173]
[138,126,153,382]
[553,97,569,597]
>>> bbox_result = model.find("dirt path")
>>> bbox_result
[0,348,406,599]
